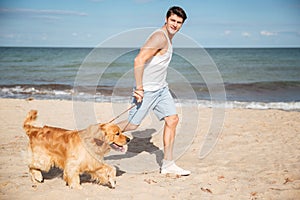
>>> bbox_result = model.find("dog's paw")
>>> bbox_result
[30,170,44,183]
[108,166,116,189]
[109,179,116,189]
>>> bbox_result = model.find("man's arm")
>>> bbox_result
[133,31,167,102]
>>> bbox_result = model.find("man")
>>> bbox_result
[118,6,190,176]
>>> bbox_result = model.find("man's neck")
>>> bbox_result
[162,26,174,41]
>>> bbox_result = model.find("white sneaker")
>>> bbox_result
[160,160,191,176]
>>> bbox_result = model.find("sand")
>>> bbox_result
[0,98,299,200]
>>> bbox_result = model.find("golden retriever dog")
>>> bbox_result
[23,110,130,189]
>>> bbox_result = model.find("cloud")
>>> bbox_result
[32,15,61,21]
[260,31,277,36]
[0,8,87,16]
[0,33,15,39]
[242,32,251,37]
[224,30,231,35]
[41,34,48,40]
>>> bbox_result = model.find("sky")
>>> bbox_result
[0,0,299,47]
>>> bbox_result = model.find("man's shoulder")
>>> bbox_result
[148,30,168,43]
[151,29,166,38]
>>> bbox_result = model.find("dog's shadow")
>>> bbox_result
[105,128,164,167]
[41,167,94,184]
[41,166,125,185]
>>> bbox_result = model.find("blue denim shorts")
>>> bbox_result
[128,87,177,125]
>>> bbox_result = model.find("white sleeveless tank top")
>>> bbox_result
[142,29,173,91]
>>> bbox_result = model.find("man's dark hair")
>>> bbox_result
[166,6,187,23]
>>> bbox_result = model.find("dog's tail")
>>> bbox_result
[23,110,38,135]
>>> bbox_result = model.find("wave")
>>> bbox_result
[195,100,300,111]
[0,84,74,100]
[0,84,127,101]
[225,81,300,90]
[1,84,299,111]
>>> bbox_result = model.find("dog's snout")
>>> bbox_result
[126,137,130,143]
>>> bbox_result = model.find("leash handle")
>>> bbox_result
[108,104,136,123]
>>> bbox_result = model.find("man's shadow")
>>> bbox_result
[105,128,164,167]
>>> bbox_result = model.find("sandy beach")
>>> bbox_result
[0,98,299,199]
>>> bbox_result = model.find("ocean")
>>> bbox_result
[0,47,299,110]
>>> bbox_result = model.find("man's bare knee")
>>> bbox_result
[117,120,139,132]
[165,115,179,128]
[124,123,139,132]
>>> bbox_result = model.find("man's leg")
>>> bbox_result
[163,115,178,160]
[161,114,191,176]
[117,120,139,132]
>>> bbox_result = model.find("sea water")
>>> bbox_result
[0,47,299,110]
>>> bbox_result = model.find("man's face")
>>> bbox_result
[165,14,184,35]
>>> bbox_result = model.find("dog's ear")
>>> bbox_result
[93,138,104,146]
[99,123,108,135]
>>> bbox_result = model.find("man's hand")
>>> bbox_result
[134,89,144,103]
